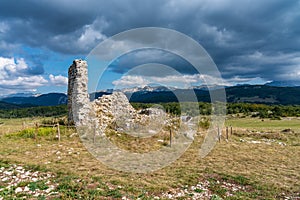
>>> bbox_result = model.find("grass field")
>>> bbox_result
[0,118,39,135]
[0,116,299,199]
[226,116,300,131]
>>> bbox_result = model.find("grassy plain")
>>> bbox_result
[0,116,299,199]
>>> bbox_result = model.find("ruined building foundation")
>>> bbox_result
[67,59,171,135]
[67,59,196,173]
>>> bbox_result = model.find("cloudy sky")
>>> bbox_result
[0,0,300,95]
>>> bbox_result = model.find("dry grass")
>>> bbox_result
[0,118,38,135]
[105,129,171,153]
[0,117,299,199]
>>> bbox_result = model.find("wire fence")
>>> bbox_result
[7,120,234,145]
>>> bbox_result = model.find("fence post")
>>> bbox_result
[226,126,229,140]
[169,129,172,147]
[218,126,221,142]
[57,123,60,142]
[230,126,233,135]
[35,122,39,142]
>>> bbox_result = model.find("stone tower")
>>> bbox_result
[67,59,90,126]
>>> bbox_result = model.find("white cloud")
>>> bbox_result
[0,21,9,33]
[77,23,107,48]
[150,74,229,87]
[0,76,47,87]
[225,76,270,85]
[0,57,48,94]
[112,73,231,88]
[112,75,149,87]
[51,17,107,54]
[0,57,25,79]
[112,73,272,89]
[49,74,68,86]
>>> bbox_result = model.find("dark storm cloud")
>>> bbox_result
[0,0,95,34]
[0,0,300,82]
[108,49,198,76]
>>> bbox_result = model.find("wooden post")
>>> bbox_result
[57,123,60,142]
[35,122,39,142]
[218,126,221,142]
[226,126,229,140]
[64,123,66,136]
[230,126,233,135]
[169,129,172,147]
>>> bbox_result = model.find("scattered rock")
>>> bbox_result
[15,187,23,193]
[0,163,58,198]
[23,186,30,192]
[240,138,287,146]
[160,179,248,199]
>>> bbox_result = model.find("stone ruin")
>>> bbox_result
[67,59,90,126]
[67,59,169,137]
[67,59,198,173]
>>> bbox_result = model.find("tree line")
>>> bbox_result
[0,105,67,118]
[1,102,300,119]
[131,102,300,119]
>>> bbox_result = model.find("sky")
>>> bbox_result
[0,0,300,95]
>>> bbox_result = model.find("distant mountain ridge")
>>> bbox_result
[0,93,67,107]
[0,92,41,98]
[94,85,300,105]
[0,101,30,109]
[225,85,300,104]
[1,85,300,108]
[265,80,300,87]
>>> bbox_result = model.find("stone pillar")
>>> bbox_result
[67,59,90,126]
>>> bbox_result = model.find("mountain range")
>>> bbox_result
[265,80,300,87]
[0,93,67,108]
[123,85,300,104]
[1,84,300,109]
